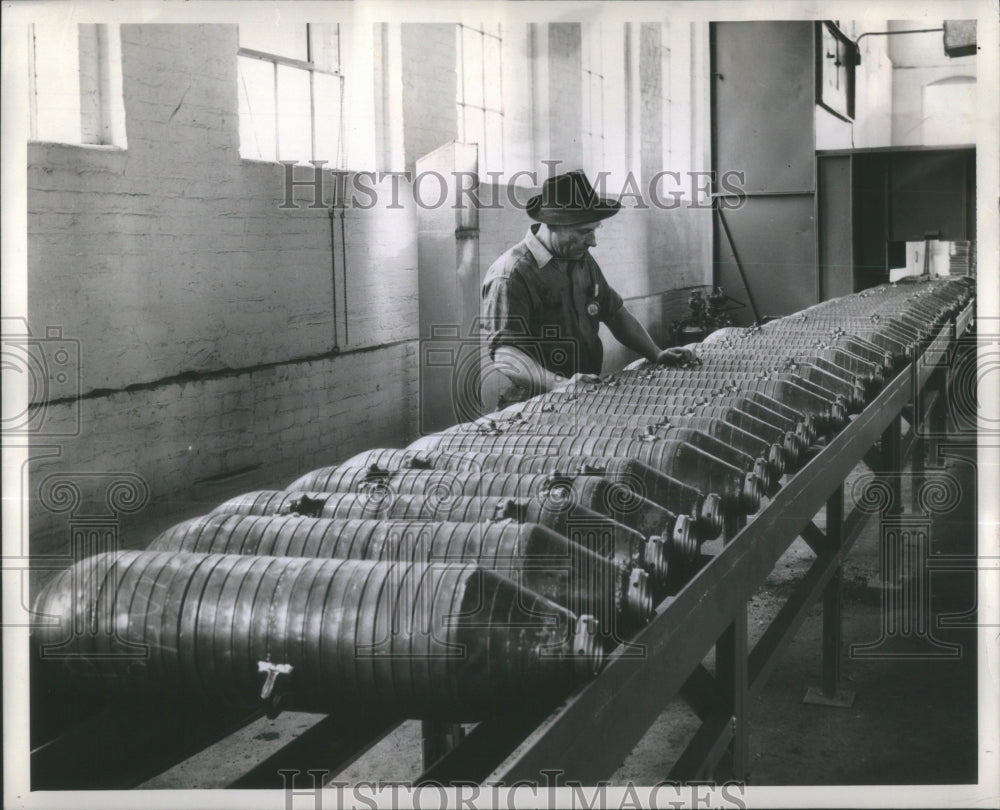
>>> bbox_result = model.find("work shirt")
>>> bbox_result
[482,224,624,407]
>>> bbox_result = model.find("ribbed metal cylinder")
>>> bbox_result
[694,342,882,384]
[515,390,813,439]
[147,514,652,629]
[439,418,777,488]
[679,360,863,408]
[402,436,760,514]
[553,377,841,430]
[436,453,720,541]
[31,551,602,720]
[329,449,719,537]
[492,406,794,463]
[208,490,669,587]
[287,467,682,541]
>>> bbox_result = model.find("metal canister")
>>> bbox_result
[148,513,653,629]
[31,551,602,720]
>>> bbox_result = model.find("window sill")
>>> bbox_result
[28,140,127,152]
[239,157,346,169]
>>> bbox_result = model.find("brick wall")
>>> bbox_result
[400,23,458,172]
[25,20,714,553]
[27,24,419,555]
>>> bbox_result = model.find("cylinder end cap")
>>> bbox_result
[644,535,669,584]
[626,568,653,623]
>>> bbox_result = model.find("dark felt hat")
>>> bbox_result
[526,170,621,225]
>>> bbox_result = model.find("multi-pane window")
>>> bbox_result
[237,23,344,165]
[581,24,605,175]
[28,23,127,147]
[456,23,504,178]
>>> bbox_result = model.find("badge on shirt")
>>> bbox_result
[587,283,600,317]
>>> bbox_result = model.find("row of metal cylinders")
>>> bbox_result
[31,277,974,721]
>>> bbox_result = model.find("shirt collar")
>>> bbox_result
[524,223,554,269]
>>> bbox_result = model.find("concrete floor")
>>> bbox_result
[140,436,980,790]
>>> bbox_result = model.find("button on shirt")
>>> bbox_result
[482,224,624,406]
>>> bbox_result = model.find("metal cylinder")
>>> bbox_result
[515,390,815,441]
[701,329,894,371]
[694,341,882,385]
[559,376,843,431]
[287,467,684,543]
[148,514,652,629]
[677,359,864,409]
[493,405,799,467]
[330,448,724,537]
[439,417,778,490]
[402,436,761,514]
[423,452,721,541]
[209,490,674,587]
[31,551,602,720]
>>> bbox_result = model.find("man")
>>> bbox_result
[482,170,695,408]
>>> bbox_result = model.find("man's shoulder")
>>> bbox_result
[484,239,538,286]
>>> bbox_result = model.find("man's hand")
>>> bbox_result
[552,372,603,390]
[653,347,700,366]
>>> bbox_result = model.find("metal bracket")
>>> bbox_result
[258,660,293,700]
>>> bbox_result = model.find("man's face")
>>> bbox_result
[548,221,601,258]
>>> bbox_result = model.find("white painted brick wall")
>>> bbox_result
[29,343,420,555]
[400,24,458,171]
[27,24,420,557]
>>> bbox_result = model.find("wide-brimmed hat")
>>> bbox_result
[526,170,621,225]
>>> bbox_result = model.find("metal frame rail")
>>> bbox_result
[419,312,965,786]
[28,305,970,790]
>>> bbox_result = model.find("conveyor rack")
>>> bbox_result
[28,298,972,789]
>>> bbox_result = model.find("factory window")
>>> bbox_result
[238,23,344,165]
[581,24,606,176]
[456,23,504,178]
[28,23,127,147]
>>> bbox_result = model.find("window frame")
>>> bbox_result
[27,22,127,148]
[237,23,346,166]
[456,22,505,178]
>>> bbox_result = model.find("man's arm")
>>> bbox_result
[605,306,697,365]
[492,346,597,392]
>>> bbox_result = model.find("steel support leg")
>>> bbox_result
[421,721,465,770]
[928,364,949,457]
[714,606,749,781]
[910,429,925,513]
[881,414,903,516]
[803,484,855,707]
